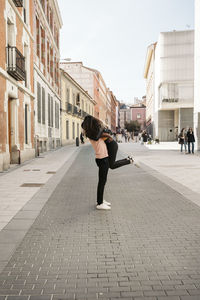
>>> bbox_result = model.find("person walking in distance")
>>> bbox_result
[187,127,195,154]
[178,128,187,153]
[81,116,133,210]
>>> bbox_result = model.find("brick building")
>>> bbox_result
[108,90,117,133]
[34,0,62,154]
[0,0,35,171]
[130,103,146,131]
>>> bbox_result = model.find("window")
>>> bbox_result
[47,40,50,73]
[48,94,50,126]
[77,123,79,138]
[66,88,70,102]
[73,93,75,106]
[51,96,53,127]
[76,93,80,106]
[137,113,141,119]
[36,17,40,58]
[37,82,41,123]
[25,104,28,144]
[42,87,45,124]
[50,47,53,78]
[66,120,69,139]
[72,122,75,139]
[41,27,45,66]
[55,102,59,129]
[7,20,15,47]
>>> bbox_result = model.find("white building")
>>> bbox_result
[194,0,200,150]
[34,0,62,153]
[144,43,156,137]
[153,30,194,141]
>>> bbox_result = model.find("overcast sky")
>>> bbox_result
[58,0,194,103]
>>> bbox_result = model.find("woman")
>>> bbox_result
[187,127,195,154]
[81,116,133,210]
[142,130,148,144]
[178,128,187,153]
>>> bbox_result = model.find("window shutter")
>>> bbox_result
[42,87,45,124]
[51,97,53,127]
[37,82,41,123]
[48,94,50,126]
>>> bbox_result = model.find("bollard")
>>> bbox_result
[76,137,79,147]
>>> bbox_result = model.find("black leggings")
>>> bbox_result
[95,157,109,205]
[106,140,130,169]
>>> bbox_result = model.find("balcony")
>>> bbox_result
[77,108,82,118]
[12,0,23,7]
[66,102,73,114]
[73,106,78,116]
[6,46,26,81]
[81,111,88,119]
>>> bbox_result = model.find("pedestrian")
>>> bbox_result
[178,128,187,153]
[80,132,84,144]
[81,116,133,210]
[142,130,148,144]
[134,131,138,142]
[187,127,195,154]
[124,133,128,142]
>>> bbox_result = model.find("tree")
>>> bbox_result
[125,120,141,133]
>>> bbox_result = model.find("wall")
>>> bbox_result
[194,0,200,150]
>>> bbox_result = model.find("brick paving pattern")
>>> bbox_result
[0,146,200,299]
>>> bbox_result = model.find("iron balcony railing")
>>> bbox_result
[73,106,78,115]
[6,46,26,81]
[77,108,82,117]
[66,102,73,114]
[81,111,88,119]
[12,0,23,7]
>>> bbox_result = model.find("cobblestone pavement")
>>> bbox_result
[0,145,200,300]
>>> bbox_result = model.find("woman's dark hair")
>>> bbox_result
[81,116,103,140]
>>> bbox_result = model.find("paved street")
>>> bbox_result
[0,144,200,299]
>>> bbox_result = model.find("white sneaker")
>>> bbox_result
[103,200,111,206]
[96,203,111,210]
[128,156,134,164]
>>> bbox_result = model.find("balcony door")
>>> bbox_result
[8,98,15,163]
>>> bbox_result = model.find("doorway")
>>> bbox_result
[8,98,12,163]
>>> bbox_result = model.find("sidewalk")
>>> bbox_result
[119,142,200,208]
[0,145,200,299]
[0,145,80,232]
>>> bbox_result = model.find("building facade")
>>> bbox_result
[109,91,117,133]
[130,104,146,131]
[60,69,95,145]
[34,0,62,154]
[154,30,194,141]
[144,43,156,137]
[60,62,112,127]
[0,0,35,171]
[194,0,200,150]
[119,103,131,129]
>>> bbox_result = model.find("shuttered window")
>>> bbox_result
[51,97,53,127]
[42,87,45,124]
[66,120,69,139]
[48,94,50,126]
[25,104,28,144]
[72,122,75,139]
[37,82,41,123]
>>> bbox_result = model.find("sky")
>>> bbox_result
[57,0,194,103]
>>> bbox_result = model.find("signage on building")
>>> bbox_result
[162,98,178,103]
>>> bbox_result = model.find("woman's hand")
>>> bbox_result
[101,132,113,141]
